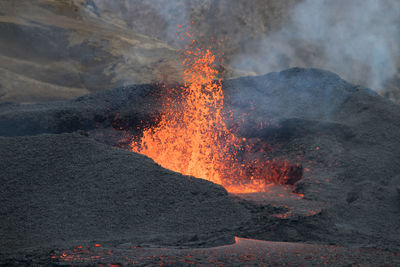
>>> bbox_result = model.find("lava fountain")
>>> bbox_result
[131,32,301,193]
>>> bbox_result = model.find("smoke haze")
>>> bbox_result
[94,0,400,93]
[0,0,399,102]
[231,0,400,92]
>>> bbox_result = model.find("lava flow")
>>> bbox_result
[131,33,300,193]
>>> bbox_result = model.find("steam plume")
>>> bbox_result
[231,0,400,92]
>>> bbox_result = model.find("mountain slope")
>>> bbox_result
[0,0,180,102]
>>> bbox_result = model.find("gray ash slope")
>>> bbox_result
[0,133,249,259]
[1,68,400,256]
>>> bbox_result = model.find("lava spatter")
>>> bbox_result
[131,30,297,193]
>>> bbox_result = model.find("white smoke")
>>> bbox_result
[231,0,400,91]
[79,0,400,92]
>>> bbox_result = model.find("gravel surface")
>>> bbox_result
[50,237,400,266]
[0,133,249,262]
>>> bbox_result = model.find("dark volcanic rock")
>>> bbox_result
[224,67,359,122]
[1,67,400,257]
[223,69,400,250]
[0,68,370,137]
[0,133,249,259]
[0,83,161,136]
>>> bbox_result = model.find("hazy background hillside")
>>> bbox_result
[0,0,399,103]
[0,0,181,103]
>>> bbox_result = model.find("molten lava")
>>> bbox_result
[131,34,299,193]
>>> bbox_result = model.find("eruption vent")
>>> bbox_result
[131,33,301,193]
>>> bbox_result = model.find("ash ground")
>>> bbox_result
[0,68,399,265]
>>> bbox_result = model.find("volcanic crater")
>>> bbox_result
[1,67,400,265]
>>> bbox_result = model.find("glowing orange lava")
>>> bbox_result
[131,34,294,193]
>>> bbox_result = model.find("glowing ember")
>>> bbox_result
[131,30,299,193]
[52,238,398,266]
